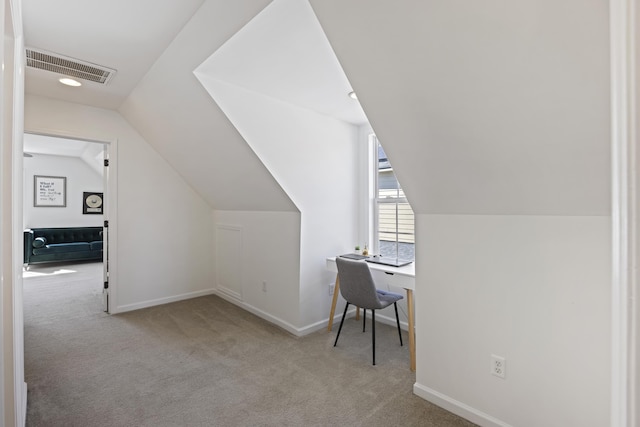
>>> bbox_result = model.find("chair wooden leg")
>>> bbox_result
[394,302,403,346]
[363,309,366,332]
[334,302,350,347]
[372,309,376,365]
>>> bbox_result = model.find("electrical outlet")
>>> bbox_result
[329,282,335,295]
[491,354,506,379]
[262,281,267,292]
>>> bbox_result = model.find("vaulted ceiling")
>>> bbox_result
[23,0,206,109]
[23,0,370,212]
[22,0,365,124]
[22,0,611,216]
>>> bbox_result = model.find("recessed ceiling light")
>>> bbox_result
[348,91,358,100]
[59,77,82,87]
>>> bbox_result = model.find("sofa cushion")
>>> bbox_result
[33,242,91,256]
[32,237,47,248]
[33,228,103,245]
[89,241,103,251]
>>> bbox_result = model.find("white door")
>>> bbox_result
[102,145,109,312]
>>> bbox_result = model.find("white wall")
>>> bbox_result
[1,0,24,424]
[312,0,610,217]
[310,1,611,426]
[118,0,295,213]
[635,4,640,422]
[199,78,359,332]
[213,210,301,330]
[356,124,374,250]
[193,0,363,332]
[23,153,103,228]
[24,94,214,313]
[414,215,610,427]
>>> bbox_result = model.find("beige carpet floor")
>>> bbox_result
[23,262,476,427]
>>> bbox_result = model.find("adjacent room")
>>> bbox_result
[22,133,108,315]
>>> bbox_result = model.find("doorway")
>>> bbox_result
[22,133,111,313]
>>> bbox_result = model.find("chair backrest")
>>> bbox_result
[335,257,382,309]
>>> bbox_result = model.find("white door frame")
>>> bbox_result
[22,130,118,315]
[610,0,637,426]
[101,140,116,312]
[4,0,25,424]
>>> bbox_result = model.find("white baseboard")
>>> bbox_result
[295,316,335,336]
[114,288,217,313]
[297,307,362,336]
[113,288,406,339]
[213,290,301,336]
[214,290,411,337]
[213,290,365,337]
[413,382,512,427]
[373,312,409,331]
[21,381,27,427]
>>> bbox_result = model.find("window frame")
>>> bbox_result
[366,134,414,260]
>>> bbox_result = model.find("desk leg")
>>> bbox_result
[328,274,340,331]
[407,289,416,372]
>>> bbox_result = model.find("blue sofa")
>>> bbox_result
[23,227,103,266]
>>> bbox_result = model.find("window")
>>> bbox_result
[371,136,415,261]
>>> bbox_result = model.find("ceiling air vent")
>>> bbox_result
[25,47,116,85]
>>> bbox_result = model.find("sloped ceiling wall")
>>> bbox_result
[310,0,610,216]
[307,2,612,425]
[194,0,367,127]
[119,0,296,212]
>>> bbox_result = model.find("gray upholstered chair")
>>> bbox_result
[333,256,404,365]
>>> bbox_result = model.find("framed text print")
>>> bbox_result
[34,175,67,207]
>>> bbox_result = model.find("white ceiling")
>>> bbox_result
[23,0,366,125]
[21,0,369,212]
[196,0,368,125]
[23,133,106,176]
[23,0,206,109]
[23,133,93,157]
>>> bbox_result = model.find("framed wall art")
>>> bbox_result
[34,175,66,207]
[83,192,104,214]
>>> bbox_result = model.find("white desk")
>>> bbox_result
[326,256,416,371]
